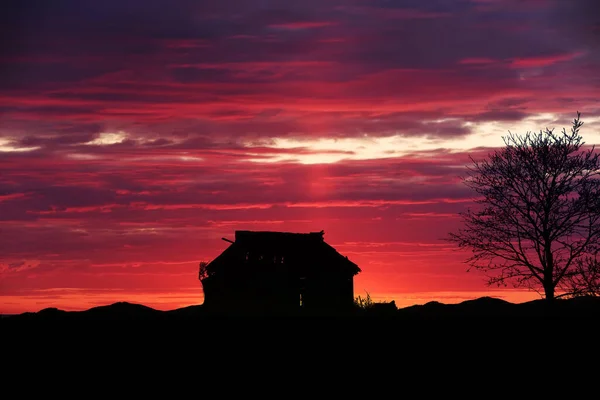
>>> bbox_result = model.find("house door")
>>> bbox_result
[299,277,306,308]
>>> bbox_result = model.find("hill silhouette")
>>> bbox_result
[3,296,600,324]
[3,296,598,364]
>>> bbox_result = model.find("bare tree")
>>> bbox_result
[448,112,600,302]
[564,256,600,297]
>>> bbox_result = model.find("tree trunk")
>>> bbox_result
[544,281,555,302]
[544,242,555,303]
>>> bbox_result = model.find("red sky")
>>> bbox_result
[1,0,600,314]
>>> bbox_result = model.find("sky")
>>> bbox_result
[1,0,599,314]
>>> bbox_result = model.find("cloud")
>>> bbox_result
[0,260,41,274]
[509,51,586,68]
[268,21,337,30]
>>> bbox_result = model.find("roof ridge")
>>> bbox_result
[234,230,325,241]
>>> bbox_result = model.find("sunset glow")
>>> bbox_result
[1,0,599,314]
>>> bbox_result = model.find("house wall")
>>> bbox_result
[202,260,356,314]
[302,274,354,311]
[202,268,297,312]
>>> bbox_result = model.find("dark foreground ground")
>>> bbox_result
[3,296,599,382]
[4,295,600,320]
[3,295,599,325]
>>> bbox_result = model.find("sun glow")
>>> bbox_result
[0,138,40,152]
[243,113,600,164]
[86,132,127,146]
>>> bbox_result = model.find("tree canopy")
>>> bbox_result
[449,112,600,301]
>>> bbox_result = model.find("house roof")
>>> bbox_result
[204,230,361,277]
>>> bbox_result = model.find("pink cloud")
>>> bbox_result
[458,57,497,65]
[510,51,586,68]
[268,21,336,30]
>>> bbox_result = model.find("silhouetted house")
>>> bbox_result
[199,230,361,313]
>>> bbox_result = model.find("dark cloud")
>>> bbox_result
[470,109,529,122]
[17,133,97,147]
[1,105,100,118]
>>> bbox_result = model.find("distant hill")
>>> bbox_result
[3,301,167,323]
[2,296,599,323]
[82,301,160,318]
[395,296,600,318]
[396,296,517,317]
